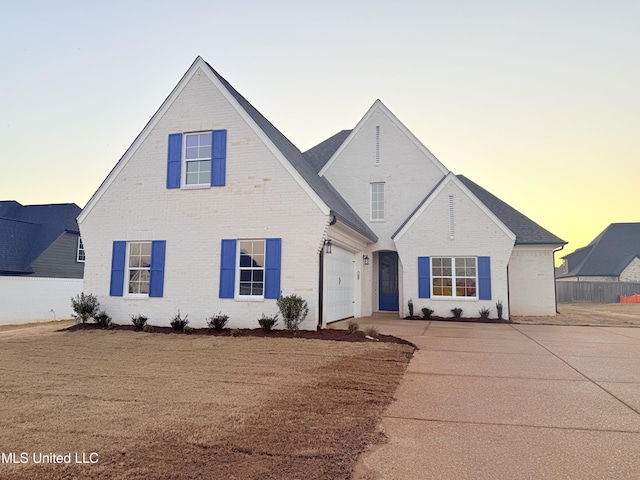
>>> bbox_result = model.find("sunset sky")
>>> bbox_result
[1,1,637,262]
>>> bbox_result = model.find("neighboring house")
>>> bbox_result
[78,57,566,329]
[557,223,640,282]
[0,201,84,324]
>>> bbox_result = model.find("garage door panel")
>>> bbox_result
[325,245,355,323]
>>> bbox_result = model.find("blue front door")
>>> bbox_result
[379,251,399,311]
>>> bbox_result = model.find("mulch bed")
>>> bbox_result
[62,322,416,347]
[404,315,512,323]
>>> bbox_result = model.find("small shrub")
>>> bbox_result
[170,311,189,331]
[364,325,379,337]
[71,292,100,323]
[408,298,414,317]
[94,310,112,328]
[258,313,278,332]
[183,326,194,335]
[421,307,434,319]
[347,320,359,333]
[206,312,229,331]
[276,293,309,333]
[143,324,154,333]
[479,307,491,319]
[496,300,504,320]
[131,314,148,330]
[451,307,463,319]
[230,328,241,337]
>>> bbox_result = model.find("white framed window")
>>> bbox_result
[237,240,265,298]
[432,257,477,298]
[128,241,151,296]
[371,182,385,221]
[77,237,85,263]
[184,132,212,186]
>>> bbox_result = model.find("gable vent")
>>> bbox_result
[448,194,455,239]
[375,126,380,165]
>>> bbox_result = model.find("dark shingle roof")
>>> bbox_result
[559,223,640,277]
[0,202,81,274]
[302,130,352,173]
[457,175,566,245]
[204,62,377,242]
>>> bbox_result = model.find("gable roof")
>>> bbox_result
[204,61,377,242]
[0,201,81,274]
[392,174,565,246]
[79,57,376,243]
[558,223,640,277]
[317,99,449,178]
[302,130,352,173]
[457,175,566,245]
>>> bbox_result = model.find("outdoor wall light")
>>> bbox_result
[363,255,370,265]
[325,239,332,254]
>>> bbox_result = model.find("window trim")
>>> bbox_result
[431,256,478,299]
[235,239,266,300]
[76,237,85,263]
[126,241,152,298]
[370,182,385,221]
[182,131,212,187]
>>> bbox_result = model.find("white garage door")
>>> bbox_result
[324,245,356,323]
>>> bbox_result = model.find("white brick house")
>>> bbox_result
[78,57,566,329]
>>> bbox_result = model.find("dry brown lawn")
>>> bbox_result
[0,322,413,479]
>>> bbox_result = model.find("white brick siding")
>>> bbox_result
[395,179,514,319]
[80,69,328,329]
[508,247,558,316]
[322,104,446,251]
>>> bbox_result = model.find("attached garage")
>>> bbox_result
[323,244,356,323]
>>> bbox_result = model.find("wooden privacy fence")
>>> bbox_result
[556,281,640,304]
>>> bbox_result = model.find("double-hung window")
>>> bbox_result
[77,237,86,262]
[128,241,152,295]
[371,182,385,221]
[184,133,212,186]
[238,240,265,297]
[432,257,477,298]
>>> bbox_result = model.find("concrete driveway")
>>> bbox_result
[335,316,640,479]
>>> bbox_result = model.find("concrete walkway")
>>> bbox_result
[333,315,640,479]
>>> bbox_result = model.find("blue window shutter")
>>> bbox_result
[478,256,492,300]
[418,256,431,298]
[219,239,236,298]
[167,133,182,189]
[211,129,227,187]
[149,240,166,297]
[110,241,126,296]
[264,238,282,299]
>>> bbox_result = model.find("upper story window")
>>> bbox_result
[77,237,86,262]
[185,132,212,185]
[371,182,385,221]
[128,241,152,296]
[432,257,477,298]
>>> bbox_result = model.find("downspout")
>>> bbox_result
[553,245,565,314]
[318,215,338,330]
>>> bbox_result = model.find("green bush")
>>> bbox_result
[71,292,100,323]
[94,310,112,329]
[230,328,241,337]
[450,308,463,319]
[183,326,194,335]
[496,300,504,320]
[131,314,148,330]
[347,320,359,333]
[276,293,309,333]
[206,312,229,331]
[421,307,434,319]
[170,311,189,331]
[479,307,491,319]
[143,324,154,333]
[258,313,278,332]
